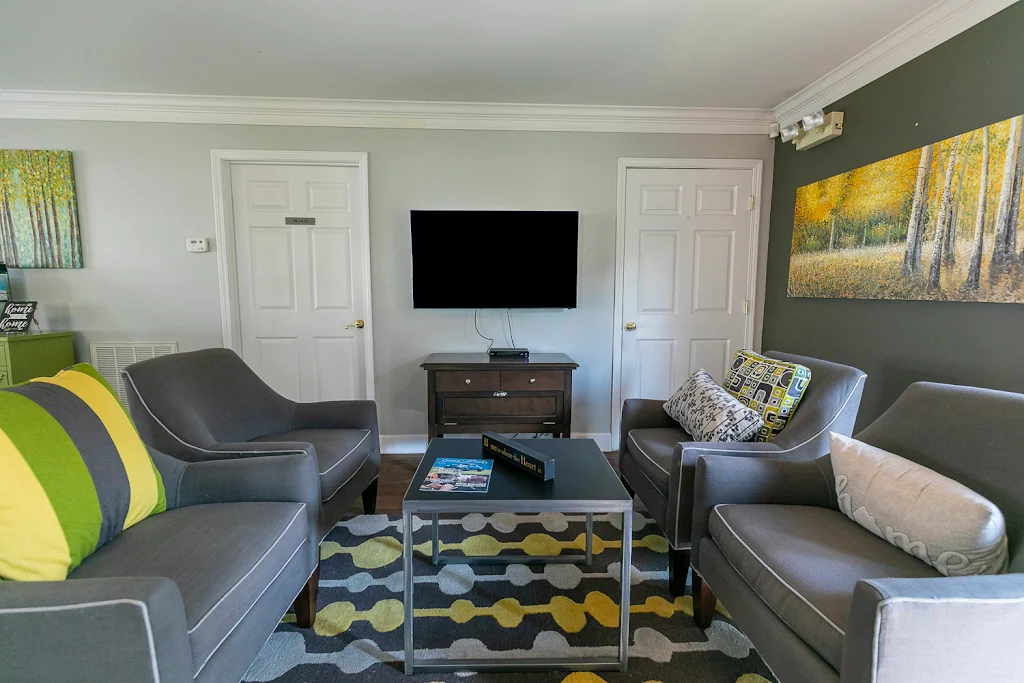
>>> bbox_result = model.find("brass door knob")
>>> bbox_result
[625,321,637,331]
[345,319,365,329]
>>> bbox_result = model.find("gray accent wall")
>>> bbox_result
[763,3,1024,428]
[0,122,773,439]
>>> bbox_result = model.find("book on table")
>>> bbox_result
[419,458,493,493]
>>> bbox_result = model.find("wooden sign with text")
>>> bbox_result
[482,432,555,481]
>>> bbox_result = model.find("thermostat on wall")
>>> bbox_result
[186,237,210,253]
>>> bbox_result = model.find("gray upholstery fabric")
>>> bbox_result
[690,455,836,569]
[254,428,374,502]
[625,428,690,495]
[692,382,1024,683]
[0,577,193,683]
[618,350,865,551]
[855,382,1024,572]
[124,347,381,541]
[71,502,308,678]
[710,504,940,670]
[842,574,1024,683]
[698,540,840,683]
[618,449,669,531]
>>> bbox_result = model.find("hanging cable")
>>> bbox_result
[474,308,494,350]
[506,308,516,347]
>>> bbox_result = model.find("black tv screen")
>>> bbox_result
[411,210,579,309]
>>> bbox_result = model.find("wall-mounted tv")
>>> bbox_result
[411,210,579,309]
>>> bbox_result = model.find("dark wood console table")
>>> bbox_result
[421,353,578,439]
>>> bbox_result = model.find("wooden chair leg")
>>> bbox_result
[692,572,717,629]
[619,475,635,500]
[668,548,691,597]
[293,562,320,628]
[362,477,379,515]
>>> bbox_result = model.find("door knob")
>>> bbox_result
[625,321,636,331]
[345,319,365,329]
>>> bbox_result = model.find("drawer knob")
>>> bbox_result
[529,378,536,384]
[465,379,471,384]
[493,391,508,397]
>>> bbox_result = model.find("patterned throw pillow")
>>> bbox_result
[0,363,166,581]
[723,349,811,442]
[831,433,1008,576]
[663,370,764,443]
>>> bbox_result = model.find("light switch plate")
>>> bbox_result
[186,237,210,253]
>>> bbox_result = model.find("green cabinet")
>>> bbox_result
[0,332,75,387]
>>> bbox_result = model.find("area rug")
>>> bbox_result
[244,512,777,683]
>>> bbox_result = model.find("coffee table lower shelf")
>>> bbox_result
[402,507,633,674]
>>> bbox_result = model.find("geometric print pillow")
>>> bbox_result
[723,349,811,442]
[663,369,763,443]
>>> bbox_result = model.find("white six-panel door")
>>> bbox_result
[620,167,753,403]
[230,163,369,402]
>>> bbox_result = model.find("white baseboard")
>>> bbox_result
[381,432,613,454]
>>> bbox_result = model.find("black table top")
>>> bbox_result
[402,438,631,513]
[420,352,578,369]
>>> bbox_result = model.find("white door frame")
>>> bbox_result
[610,157,764,446]
[210,149,376,399]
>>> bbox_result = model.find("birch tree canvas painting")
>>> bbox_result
[0,150,82,268]
[788,113,1024,302]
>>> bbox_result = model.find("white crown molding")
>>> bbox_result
[0,89,774,135]
[773,0,1020,125]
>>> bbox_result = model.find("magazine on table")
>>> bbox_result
[419,458,493,493]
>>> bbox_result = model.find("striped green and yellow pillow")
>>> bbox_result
[0,363,165,581]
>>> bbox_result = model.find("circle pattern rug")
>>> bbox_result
[244,512,777,683]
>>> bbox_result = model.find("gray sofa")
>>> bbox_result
[690,382,1024,683]
[122,348,381,626]
[618,350,866,594]
[0,448,320,683]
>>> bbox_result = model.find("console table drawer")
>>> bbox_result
[500,370,563,392]
[442,395,560,420]
[436,371,501,392]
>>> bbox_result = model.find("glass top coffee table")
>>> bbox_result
[401,437,633,674]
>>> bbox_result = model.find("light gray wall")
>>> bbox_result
[0,120,773,438]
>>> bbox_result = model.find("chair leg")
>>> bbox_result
[668,548,690,597]
[692,572,717,629]
[362,477,379,515]
[293,562,320,628]
[619,474,635,500]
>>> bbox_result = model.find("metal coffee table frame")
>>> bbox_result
[402,497,633,674]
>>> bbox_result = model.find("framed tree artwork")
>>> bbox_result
[789,113,1024,303]
[0,150,82,269]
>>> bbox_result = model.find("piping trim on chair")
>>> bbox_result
[187,505,305,635]
[321,453,378,503]
[622,449,690,552]
[193,538,308,678]
[627,430,671,476]
[712,504,845,636]
[319,430,371,476]
[122,371,310,458]
[0,599,160,682]
[672,373,865,547]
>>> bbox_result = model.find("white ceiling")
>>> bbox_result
[0,0,949,109]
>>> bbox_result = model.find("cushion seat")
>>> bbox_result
[70,502,308,677]
[709,503,941,670]
[253,428,373,502]
[626,428,692,496]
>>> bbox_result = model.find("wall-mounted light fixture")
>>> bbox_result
[769,109,844,151]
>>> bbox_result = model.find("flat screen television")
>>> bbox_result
[411,210,579,309]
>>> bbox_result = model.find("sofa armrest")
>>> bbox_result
[690,454,835,570]
[619,398,679,455]
[841,574,1024,683]
[0,577,193,683]
[290,399,380,446]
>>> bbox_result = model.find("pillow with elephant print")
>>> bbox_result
[830,432,1008,576]
[663,370,763,443]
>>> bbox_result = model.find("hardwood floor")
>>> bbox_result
[354,451,620,515]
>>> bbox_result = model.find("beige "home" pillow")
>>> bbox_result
[830,432,1008,576]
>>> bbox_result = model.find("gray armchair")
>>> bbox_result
[618,350,866,594]
[122,347,381,626]
[0,448,320,683]
[690,382,1024,683]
